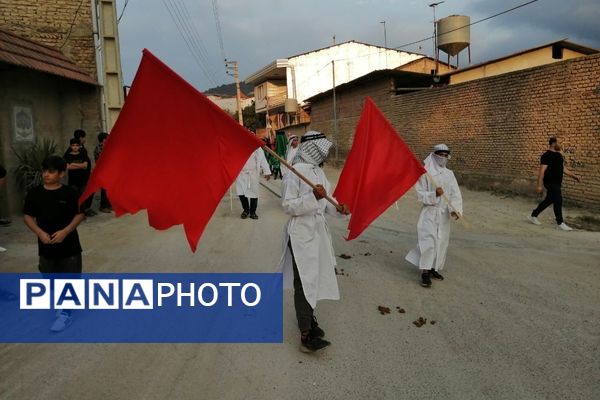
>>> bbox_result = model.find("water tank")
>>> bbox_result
[437,15,470,56]
[284,98,298,113]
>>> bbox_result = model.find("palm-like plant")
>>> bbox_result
[12,138,59,192]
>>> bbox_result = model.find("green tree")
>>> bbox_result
[234,101,265,132]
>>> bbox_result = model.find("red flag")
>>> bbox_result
[81,49,262,251]
[333,97,426,240]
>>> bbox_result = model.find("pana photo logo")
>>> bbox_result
[20,278,262,310]
[0,273,282,343]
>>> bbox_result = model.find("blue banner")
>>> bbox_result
[0,273,282,343]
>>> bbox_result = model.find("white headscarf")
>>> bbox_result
[423,144,450,176]
[292,131,333,166]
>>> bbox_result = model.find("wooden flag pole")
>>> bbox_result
[261,145,343,211]
[425,172,468,227]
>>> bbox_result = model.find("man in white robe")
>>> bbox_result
[277,131,349,353]
[281,135,299,179]
[235,146,271,219]
[406,144,463,288]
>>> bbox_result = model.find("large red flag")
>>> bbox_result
[81,49,262,251]
[333,97,426,240]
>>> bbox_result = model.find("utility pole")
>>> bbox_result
[429,1,444,77]
[225,60,243,125]
[332,60,338,162]
[95,0,125,132]
[380,20,387,68]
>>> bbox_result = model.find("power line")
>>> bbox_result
[175,0,220,82]
[395,0,540,50]
[164,0,219,86]
[212,0,227,63]
[59,0,86,49]
[117,0,129,24]
[162,0,219,87]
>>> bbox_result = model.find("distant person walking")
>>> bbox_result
[406,144,463,288]
[235,144,271,220]
[528,137,581,231]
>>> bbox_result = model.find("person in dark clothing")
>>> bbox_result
[528,137,581,231]
[64,138,95,217]
[0,165,7,252]
[65,129,95,216]
[23,156,85,331]
[94,132,112,213]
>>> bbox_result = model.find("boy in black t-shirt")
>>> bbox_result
[65,129,95,217]
[23,156,85,332]
[528,137,581,230]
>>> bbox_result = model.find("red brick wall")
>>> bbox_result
[309,54,600,209]
[0,0,97,76]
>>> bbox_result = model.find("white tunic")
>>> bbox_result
[282,146,299,178]
[277,163,340,309]
[405,166,463,271]
[235,148,271,198]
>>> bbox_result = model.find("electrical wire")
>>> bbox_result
[395,0,540,49]
[59,0,86,49]
[117,0,129,24]
[162,0,219,87]
[212,0,227,63]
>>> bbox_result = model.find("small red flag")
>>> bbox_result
[333,97,426,240]
[81,49,262,251]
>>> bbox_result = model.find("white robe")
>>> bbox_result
[277,163,340,309]
[405,164,463,271]
[281,145,298,179]
[235,148,271,198]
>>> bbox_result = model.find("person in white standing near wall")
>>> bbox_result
[235,138,272,220]
[277,131,349,353]
[406,144,463,288]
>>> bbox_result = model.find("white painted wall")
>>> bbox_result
[207,95,255,115]
[286,42,423,104]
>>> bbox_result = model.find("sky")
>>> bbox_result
[115,0,600,92]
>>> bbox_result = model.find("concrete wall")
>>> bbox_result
[308,54,600,209]
[0,0,97,77]
[0,68,102,215]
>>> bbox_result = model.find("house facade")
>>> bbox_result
[245,41,424,134]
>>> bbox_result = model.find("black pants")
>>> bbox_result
[289,242,313,332]
[238,196,257,214]
[100,189,111,209]
[71,184,93,211]
[38,254,83,274]
[532,183,563,224]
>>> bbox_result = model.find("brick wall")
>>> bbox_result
[0,0,97,76]
[309,54,600,209]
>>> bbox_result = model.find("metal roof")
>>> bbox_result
[0,28,98,86]
[305,69,436,104]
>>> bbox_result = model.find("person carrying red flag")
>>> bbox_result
[405,144,463,288]
[277,131,349,353]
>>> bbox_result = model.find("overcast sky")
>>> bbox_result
[115,0,600,91]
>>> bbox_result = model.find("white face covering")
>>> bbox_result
[434,154,448,168]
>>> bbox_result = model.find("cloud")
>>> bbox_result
[115,0,599,91]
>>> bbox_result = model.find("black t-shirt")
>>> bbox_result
[0,165,6,178]
[24,185,83,258]
[540,150,564,185]
[64,151,90,187]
